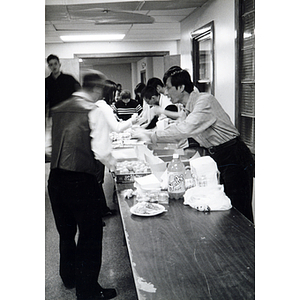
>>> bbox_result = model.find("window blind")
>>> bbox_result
[237,0,255,154]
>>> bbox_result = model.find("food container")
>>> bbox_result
[135,190,169,205]
[110,131,132,142]
[113,159,152,183]
[147,143,179,151]
[152,149,176,156]
[159,155,190,166]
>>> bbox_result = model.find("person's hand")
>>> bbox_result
[177,109,187,121]
[130,113,139,124]
[151,106,164,116]
[132,128,152,143]
[108,156,117,172]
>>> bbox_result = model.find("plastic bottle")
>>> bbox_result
[185,166,196,190]
[167,153,186,199]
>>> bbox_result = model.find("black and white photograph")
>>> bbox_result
[45,1,256,299]
[3,1,300,300]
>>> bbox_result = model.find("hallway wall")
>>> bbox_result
[180,0,236,122]
[92,63,133,92]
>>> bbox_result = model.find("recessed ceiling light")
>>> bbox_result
[60,34,125,42]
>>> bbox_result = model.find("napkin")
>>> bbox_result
[134,174,161,190]
[160,169,169,190]
[135,144,152,161]
[112,148,137,160]
[144,153,164,165]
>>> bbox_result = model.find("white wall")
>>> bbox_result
[180,0,236,122]
[92,63,132,92]
[152,57,165,82]
[45,41,178,59]
[136,57,153,84]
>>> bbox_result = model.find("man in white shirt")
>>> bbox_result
[135,68,254,222]
[141,85,183,129]
[138,77,185,128]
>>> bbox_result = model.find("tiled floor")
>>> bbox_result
[45,163,138,300]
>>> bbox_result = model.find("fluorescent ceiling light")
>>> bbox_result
[60,34,125,42]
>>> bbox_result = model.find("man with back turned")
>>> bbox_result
[47,72,117,300]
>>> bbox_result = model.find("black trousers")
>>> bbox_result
[208,138,254,222]
[48,169,104,298]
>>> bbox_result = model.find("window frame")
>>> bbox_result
[191,21,215,95]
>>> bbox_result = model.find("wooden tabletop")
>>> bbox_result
[116,183,255,300]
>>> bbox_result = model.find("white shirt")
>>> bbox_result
[89,100,133,169]
[159,93,173,110]
[137,99,151,125]
[146,93,172,121]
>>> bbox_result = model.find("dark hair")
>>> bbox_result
[120,90,131,100]
[82,73,106,90]
[47,54,60,64]
[163,66,182,84]
[146,77,164,89]
[165,68,194,93]
[103,80,117,105]
[134,82,146,95]
[134,83,146,105]
[141,86,159,101]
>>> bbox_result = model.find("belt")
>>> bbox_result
[206,137,239,155]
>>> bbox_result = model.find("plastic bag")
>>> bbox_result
[183,185,232,211]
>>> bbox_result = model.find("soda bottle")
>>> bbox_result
[167,153,186,199]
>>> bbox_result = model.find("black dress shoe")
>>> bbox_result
[63,281,76,289]
[98,287,117,299]
[77,287,117,300]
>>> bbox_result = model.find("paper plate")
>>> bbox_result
[130,202,166,217]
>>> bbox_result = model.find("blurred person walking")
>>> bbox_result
[45,54,81,162]
[47,72,137,300]
[45,54,81,112]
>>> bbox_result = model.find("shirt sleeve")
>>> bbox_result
[89,103,133,170]
[151,98,216,144]
[88,108,114,169]
[100,102,132,132]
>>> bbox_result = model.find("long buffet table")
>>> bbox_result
[114,181,255,300]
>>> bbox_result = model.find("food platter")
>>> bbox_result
[130,202,167,217]
[112,139,145,148]
[113,159,152,183]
